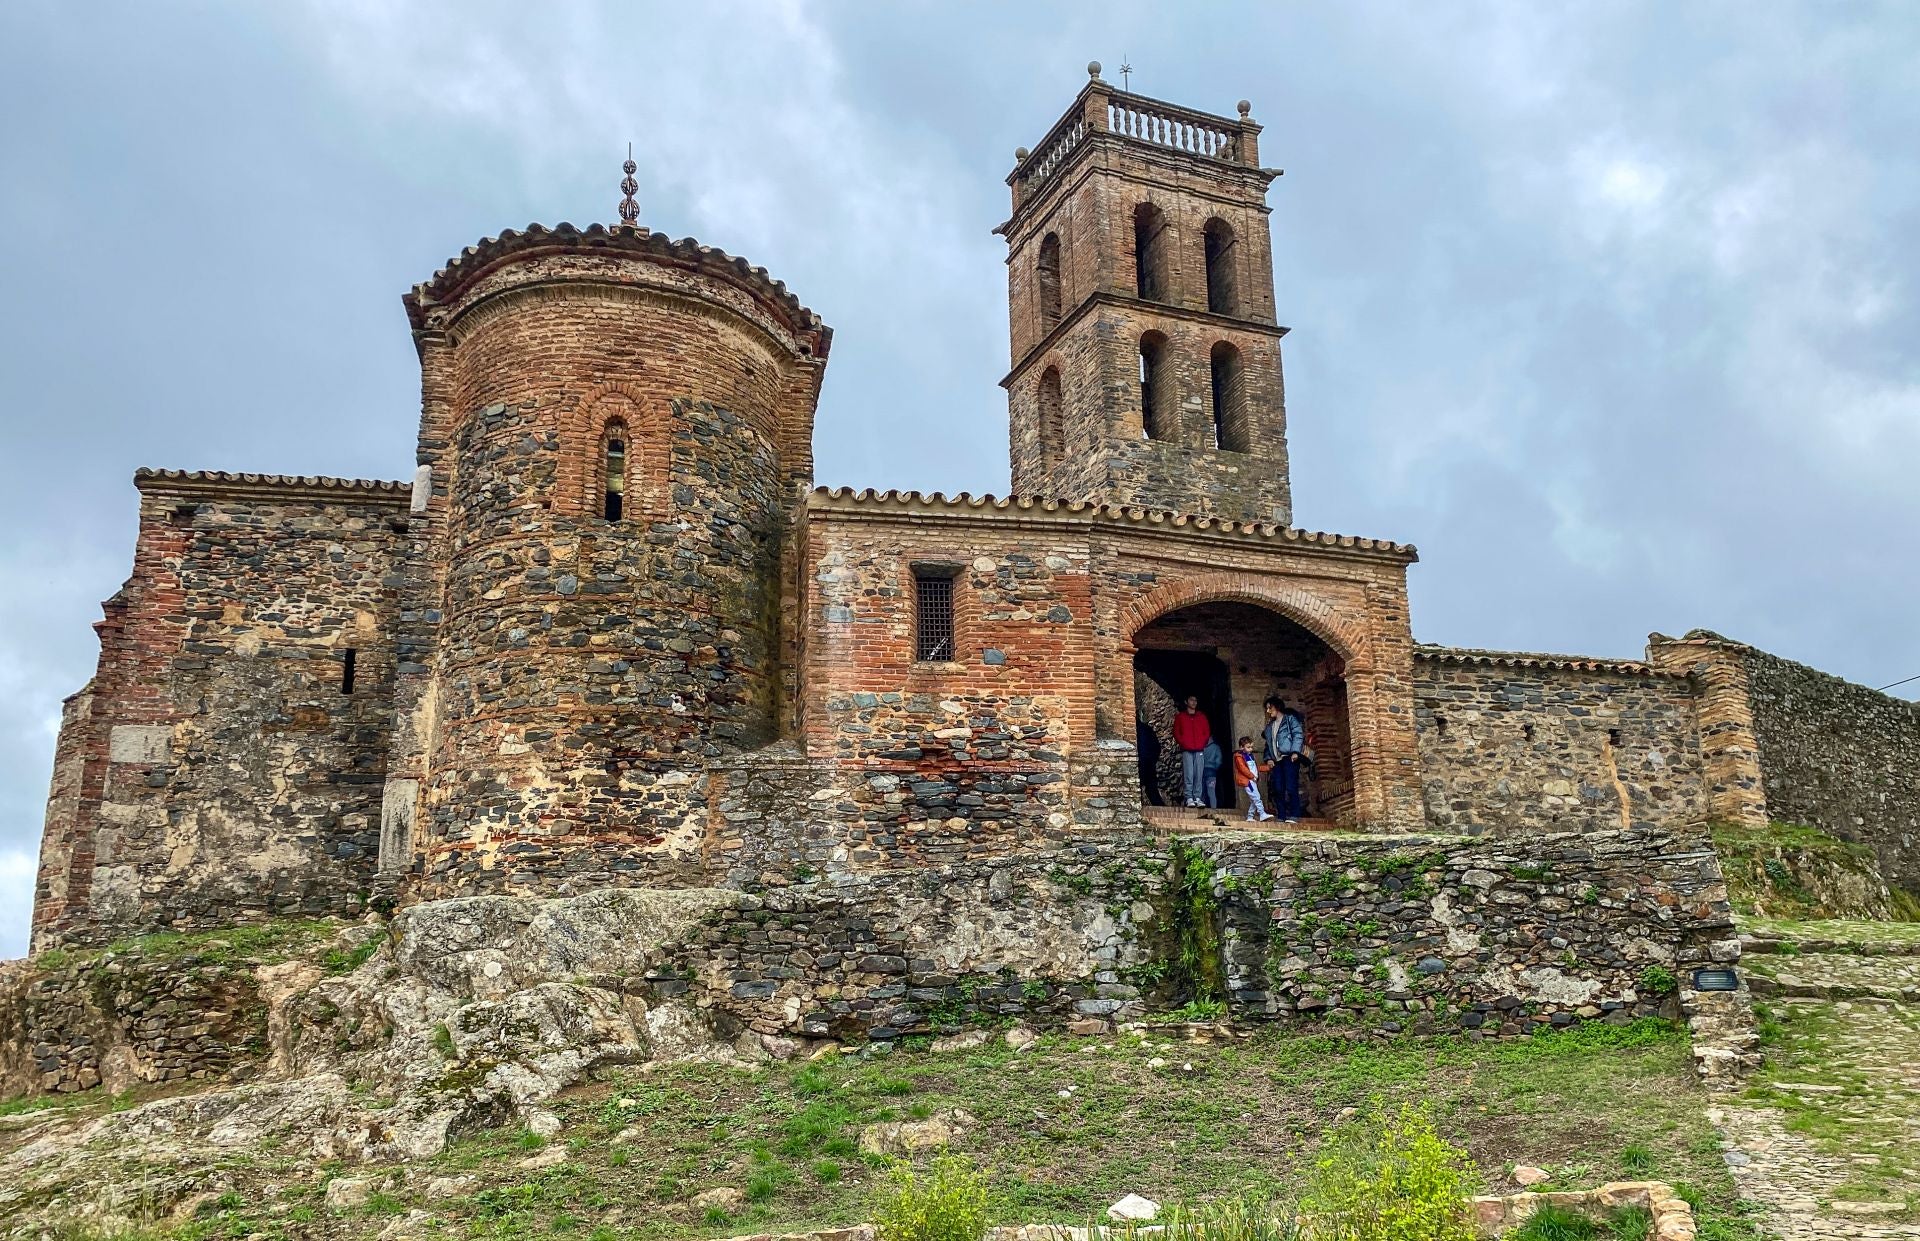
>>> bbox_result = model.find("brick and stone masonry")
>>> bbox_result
[25,68,1916,967]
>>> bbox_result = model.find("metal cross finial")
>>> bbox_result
[618,142,640,228]
[1119,58,1132,91]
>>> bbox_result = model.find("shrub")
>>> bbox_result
[1298,1102,1479,1241]
[1637,966,1677,997]
[872,1154,991,1241]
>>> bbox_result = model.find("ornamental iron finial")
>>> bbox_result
[618,143,640,228]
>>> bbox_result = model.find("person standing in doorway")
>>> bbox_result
[1200,735,1224,810]
[1173,695,1213,808]
[1262,696,1306,821]
[1135,717,1165,807]
[1234,736,1274,822]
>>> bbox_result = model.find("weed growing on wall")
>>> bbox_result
[1168,840,1226,1003]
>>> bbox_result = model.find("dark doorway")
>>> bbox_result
[1131,600,1355,822]
[1134,648,1234,809]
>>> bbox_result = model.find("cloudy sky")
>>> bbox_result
[2,2,1916,958]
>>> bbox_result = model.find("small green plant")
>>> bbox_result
[1618,1143,1657,1175]
[431,1023,456,1060]
[1608,1206,1652,1240]
[1298,1101,1479,1241]
[872,1153,992,1241]
[1164,998,1227,1023]
[1637,966,1677,997]
[322,936,381,974]
[1506,1203,1599,1240]
[814,1158,844,1183]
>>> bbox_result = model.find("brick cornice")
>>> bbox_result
[806,487,1416,564]
[133,468,411,506]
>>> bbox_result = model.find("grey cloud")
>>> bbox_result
[1,1,1914,957]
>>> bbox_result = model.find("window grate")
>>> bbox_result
[914,572,955,661]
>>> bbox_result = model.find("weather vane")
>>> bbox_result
[1119,57,1132,91]
[618,143,640,228]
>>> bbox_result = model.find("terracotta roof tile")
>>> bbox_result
[134,468,410,502]
[807,486,1417,559]
[1414,644,1677,678]
[405,222,827,350]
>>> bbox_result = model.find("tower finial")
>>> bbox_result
[618,143,640,228]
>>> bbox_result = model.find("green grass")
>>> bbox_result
[3,1020,1761,1241]
[27,917,357,976]
[396,1019,1753,1239]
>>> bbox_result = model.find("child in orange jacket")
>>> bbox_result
[1233,736,1275,822]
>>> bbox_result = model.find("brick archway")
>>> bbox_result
[1119,572,1367,666]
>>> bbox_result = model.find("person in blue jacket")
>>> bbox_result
[1261,696,1306,821]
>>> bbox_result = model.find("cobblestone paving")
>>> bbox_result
[1719,923,1920,1239]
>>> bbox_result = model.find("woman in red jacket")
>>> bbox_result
[1173,695,1213,808]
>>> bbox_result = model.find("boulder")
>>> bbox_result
[858,1108,976,1157]
[1108,1194,1161,1222]
[690,1186,747,1214]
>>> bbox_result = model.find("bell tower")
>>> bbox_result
[999,64,1291,525]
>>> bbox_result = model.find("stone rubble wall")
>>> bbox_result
[0,952,266,1098]
[670,826,1737,1044]
[1736,641,1920,891]
[33,479,409,950]
[1414,651,1708,836]
[1,825,1745,1118]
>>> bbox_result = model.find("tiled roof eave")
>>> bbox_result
[404,223,826,347]
[805,486,1417,561]
[1414,643,1679,679]
[134,468,412,505]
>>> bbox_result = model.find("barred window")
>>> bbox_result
[913,569,956,661]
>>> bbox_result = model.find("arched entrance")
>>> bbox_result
[1131,600,1355,823]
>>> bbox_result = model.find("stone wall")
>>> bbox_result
[33,472,410,949]
[0,951,265,1098]
[1414,648,1707,836]
[1659,632,1920,892]
[406,231,831,901]
[667,826,1735,1043]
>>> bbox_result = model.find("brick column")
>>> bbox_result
[1647,634,1768,828]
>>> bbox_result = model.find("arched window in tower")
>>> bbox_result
[602,420,628,521]
[1139,332,1173,442]
[1203,218,1239,316]
[1037,366,1064,468]
[1133,203,1171,303]
[1037,233,1062,329]
[1210,341,1249,452]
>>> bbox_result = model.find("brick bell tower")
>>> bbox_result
[999,64,1290,525]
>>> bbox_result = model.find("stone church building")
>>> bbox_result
[30,70,1919,952]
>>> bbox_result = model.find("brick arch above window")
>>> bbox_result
[576,386,667,522]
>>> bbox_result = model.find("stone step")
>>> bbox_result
[1140,806,1339,833]
[1745,972,1920,1003]
[1741,934,1920,958]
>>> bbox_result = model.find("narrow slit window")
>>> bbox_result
[340,648,357,695]
[914,571,955,662]
[604,435,626,521]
